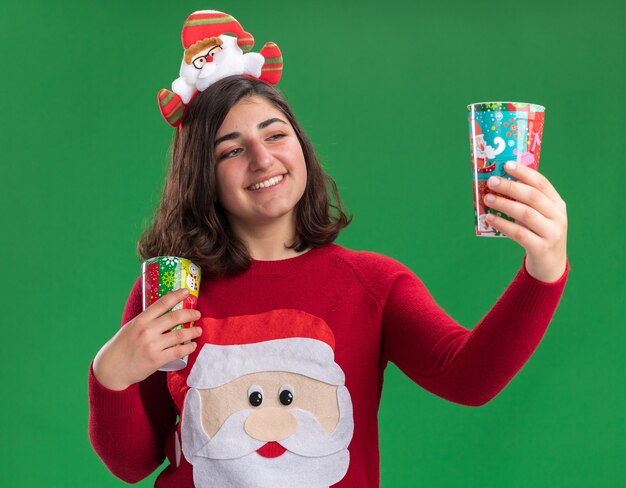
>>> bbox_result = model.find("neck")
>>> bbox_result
[230,214,308,261]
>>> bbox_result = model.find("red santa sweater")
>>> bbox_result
[88,244,569,487]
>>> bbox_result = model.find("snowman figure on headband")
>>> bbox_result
[158,10,283,127]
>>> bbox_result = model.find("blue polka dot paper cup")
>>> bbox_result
[467,102,545,237]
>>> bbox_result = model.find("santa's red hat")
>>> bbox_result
[181,10,255,52]
[472,120,483,137]
[181,309,343,390]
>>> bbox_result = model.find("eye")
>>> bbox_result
[248,385,264,407]
[209,46,221,56]
[219,147,243,160]
[266,133,286,142]
[279,385,294,406]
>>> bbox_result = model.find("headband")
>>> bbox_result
[157,10,283,127]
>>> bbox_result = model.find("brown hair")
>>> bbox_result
[137,75,351,276]
[184,37,223,64]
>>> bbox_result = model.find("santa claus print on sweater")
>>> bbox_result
[171,309,354,488]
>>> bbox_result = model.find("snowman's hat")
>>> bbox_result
[181,10,255,53]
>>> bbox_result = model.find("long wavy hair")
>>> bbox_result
[137,75,351,276]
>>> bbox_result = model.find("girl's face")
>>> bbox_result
[213,96,307,234]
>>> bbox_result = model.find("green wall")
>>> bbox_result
[1,0,624,486]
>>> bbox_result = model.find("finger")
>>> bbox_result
[485,213,543,251]
[487,175,560,220]
[161,341,199,368]
[483,193,553,239]
[502,161,564,203]
[154,308,202,333]
[140,288,191,322]
[159,324,203,350]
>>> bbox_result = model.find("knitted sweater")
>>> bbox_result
[88,244,569,487]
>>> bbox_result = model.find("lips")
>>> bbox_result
[256,441,287,458]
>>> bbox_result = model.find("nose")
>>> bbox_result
[248,140,273,171]
[244,407,297,441]
[206,55,214,63]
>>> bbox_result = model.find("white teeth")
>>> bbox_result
[248,174,284,191]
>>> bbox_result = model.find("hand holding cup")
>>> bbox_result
[93,288,203,391]
[483,161,568,283]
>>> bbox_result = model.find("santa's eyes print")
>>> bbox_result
[248,384,293,407]
[279,385,294,405]
[248,385,264,407]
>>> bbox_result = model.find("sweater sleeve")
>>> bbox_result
[381,258,569,406]
[88,277,177,483]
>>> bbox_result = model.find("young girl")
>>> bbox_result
[89,76,569,487]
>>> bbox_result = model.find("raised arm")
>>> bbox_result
[382,160,568,405]
[88,278,200,482]
[382,258,568,406]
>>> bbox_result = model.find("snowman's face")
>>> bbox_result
[189,263,199,276]
[194,35,245,90]
[187,275,198,290]
[179,37,225,84]
[191,45,223,70]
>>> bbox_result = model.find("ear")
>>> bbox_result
[181,388,210,461]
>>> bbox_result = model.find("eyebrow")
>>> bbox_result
[214,118,287,147]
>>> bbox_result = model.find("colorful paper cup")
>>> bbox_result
[142,256,202,371]
[467,101,545,237]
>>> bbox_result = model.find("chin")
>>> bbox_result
[253,206,298,226]
[246,196,302,224]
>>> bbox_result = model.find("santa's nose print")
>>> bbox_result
[245,406,297,442]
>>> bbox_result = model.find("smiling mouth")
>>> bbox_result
[256,441,287,458]
[246,174,286,191]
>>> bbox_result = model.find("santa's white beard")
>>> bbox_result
[476,148,488,160]
[177,55,246,94]
[191,447,350,488]
[183,387,353,487]
[195,58,245,91]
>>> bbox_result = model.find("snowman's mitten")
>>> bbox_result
[259,42,283,85]
[158,89,186,127]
